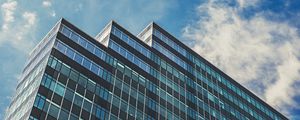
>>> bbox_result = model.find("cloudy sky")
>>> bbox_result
[0,0,299,119]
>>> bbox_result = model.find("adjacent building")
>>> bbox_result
[5,18,288,120]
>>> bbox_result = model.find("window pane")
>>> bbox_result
[91,63,99,75]
[78,75,87,87]
[119,47,126,57]
[83,58,91,69]
[62,27,71,37]
[115,29,121,38]
[56,42,66,53]
[55,83,65,96]
[70,33,79,42]
[74,53,83,64]
[86,42,94,53]
[87,80,95,92]
[83,100,92,112]
[49,104,59,118]
[126,52,133,62]
[95,48,103,58]
[69,70,79,82]
[60,64,70,76]
[78,37,86,47]
[64,88,74,101]
[74,94,83,107]
[66,48,75,59]
[59,109,69,120]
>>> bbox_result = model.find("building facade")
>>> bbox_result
[5,18,287,120]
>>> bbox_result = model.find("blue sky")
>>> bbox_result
[0,0,299,119]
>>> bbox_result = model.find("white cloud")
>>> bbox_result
[183,0,300,117]
[0,1,37,52]
[23,12,36,26]
[42,1,52,8]
[42,0,56,17]
[1,1,17,30]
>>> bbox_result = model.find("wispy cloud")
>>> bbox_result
[1,1,17,30]
[183,0,300,118]
[42,0,51,8]
[42,0,55,17]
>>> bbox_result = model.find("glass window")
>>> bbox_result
[98,69,103,77]
[48,104,59,118]
[119,47,126,56]
[34,94,45,110]
[78,37,87,47]
[55,83,65,96]
[126,52,133,62]
[133,57,140,66]
[135,44,142,52]
[69,70,79,82]
[66,48,75,59]
[50,80,56,91]
[140,62,147,72]
[44,77,52,88]
[70,32,79,42]
[100,51,106,60]
[64,88,74,101]
[87,80,96,92]
[95,86,101,97]
[74,53,83,64]
[56,42,67,53]
[113,96,121,107]
[41,75,47,86]
[83,100,92,112]
[161,61,166,69]
[141,48,148,57]
[124,66,131,77]
[91,63,99,74]
[110,42,119,51]
[59,109,69,120]
[120,101,127,111]
[128,39,135,47]
[83,58,91,69]
[86,42,94,53]
[74,94,83,107]
[69,114,79,120]
[114,28,121,38]
[62,27,71,37]
[78,75,87,87]
[60,64,70,76]
[95,48,103,58]
[94,106,105,119]
[173,69,179,78]
[122,33,129,42]
[167,64,172,73]
[117,63,124,72]
[49,57,57,68]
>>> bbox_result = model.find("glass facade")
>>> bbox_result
[5,18,287,120]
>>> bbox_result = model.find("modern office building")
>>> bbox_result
[5,18,288,120]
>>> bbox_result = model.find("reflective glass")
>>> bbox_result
[55,83,65,96]
[74,94,83,107]
[83,58,91,69]
[62,27,71,37]
[70,33,79,42]
[86,42,94,53]
[74,53,83,64]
